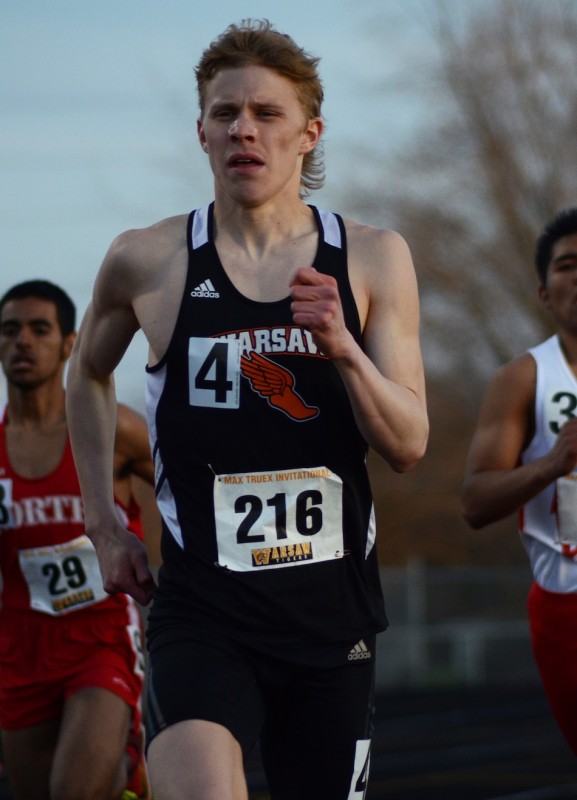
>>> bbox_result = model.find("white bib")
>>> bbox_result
[18,535,107,615]
[556,474,577,545]
[214,466,344,571]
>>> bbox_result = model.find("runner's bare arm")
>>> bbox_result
[66,232,156,604]
[114,403,155,487]
[290,224,428,472]
[461,355,577,528]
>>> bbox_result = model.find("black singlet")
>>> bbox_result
[145,204,387,646]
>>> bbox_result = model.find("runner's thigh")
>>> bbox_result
[261,645,375,800]
[146,631,265,757]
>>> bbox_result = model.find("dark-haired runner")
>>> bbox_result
[463,207,577,757]
[0,280,154,799]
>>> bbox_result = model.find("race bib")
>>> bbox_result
[556,474,577,545]
[214,466,344,571]
[18,535,107,615]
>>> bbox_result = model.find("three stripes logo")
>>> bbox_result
[348,639,372,662]
[191,279,219,299]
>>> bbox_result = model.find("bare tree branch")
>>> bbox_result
[345,0,577,401]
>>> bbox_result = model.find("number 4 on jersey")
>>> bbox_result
[348,739,371,799]
[188,338,241,409]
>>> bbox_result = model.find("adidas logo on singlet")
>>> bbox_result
[348,639,372,661]
[191,279,220,299]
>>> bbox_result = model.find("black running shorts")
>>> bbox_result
[145,624,376,800]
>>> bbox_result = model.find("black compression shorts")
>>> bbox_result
[145,624,376,800]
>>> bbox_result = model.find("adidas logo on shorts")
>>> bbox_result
[348,639,372,661]
[191,279,219,299]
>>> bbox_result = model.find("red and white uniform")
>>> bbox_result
[520,335,577,755]
[0,407,145,730]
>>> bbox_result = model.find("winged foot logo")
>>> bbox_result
[240,351,319,421]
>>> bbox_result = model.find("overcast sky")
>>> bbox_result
[1,0,436,410]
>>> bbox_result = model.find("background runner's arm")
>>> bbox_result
[461,356,577,528]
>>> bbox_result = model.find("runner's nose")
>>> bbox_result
[228,118,258,139]
[15,326,34,346]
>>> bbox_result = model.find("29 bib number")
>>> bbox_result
[18,536,107,615]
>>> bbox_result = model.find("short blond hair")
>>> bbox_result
[195,19,324,196]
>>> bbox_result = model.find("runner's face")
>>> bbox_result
[198,65,322,207]
[0,298,73,390]
[540,234,577,332]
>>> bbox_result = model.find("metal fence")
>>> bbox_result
[375,559,537,689]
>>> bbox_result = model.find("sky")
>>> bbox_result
[1,0,435,411]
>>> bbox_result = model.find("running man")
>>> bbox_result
[66,20,428,800]
[0,280,154,799]
[462,207,577,756]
